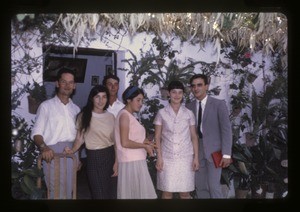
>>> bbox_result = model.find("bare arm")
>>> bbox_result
[64,130,84,154]
[154,124,163,171]
[119,112,155,156]
[112,134,118,177]
[154,124,162,159]
[33,134,54,163]
[190,125,199,171]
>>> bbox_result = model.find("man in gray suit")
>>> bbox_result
[186,74,232,199]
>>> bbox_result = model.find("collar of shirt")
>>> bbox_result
[108,99,125,117]
[54,95,73,106]
[197,95,208,109]
[164,103,186,116]
[110,98,124,107]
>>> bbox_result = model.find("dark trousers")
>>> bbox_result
[86,145,117,199]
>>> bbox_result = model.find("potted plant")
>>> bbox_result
[226,131,285,199]
[118,49,156,86]
[249,132,287,199]
[143,59,201,100]
[227,142,253,198]
[151,36,178,68]
[26,81,47,114]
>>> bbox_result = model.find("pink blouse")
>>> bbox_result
[114,109,147,162]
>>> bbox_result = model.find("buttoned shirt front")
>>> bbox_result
[31,95,80,145]
[154,104,196,159]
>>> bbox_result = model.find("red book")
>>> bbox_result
[211,151,223,168]
[211,151,232,168]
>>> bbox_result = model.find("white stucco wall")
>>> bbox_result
[12,27,273,135]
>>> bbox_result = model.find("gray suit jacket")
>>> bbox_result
[186,96,232,162]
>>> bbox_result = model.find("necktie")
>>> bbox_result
[198,101,203,138]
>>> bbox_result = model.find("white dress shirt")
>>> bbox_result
[107,99,125,118]
[31,95,80,145]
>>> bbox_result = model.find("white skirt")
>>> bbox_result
[117,159,157,199]
[157,155,195,192]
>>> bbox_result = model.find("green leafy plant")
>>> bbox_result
[11,86,28,111]
[222,43,287,198]
[143,59,200,89]
[118,49,156,86]
[151,36,178,59]
[11,115,46,199]
[230,90,250,117]
[140,97,164,198]
[140,97,164,136]
[26,81,47,103]
[226,142,253,190]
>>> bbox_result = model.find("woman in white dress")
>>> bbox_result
[154,80,199,199]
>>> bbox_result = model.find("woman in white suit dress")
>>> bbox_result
[154,80,199,199]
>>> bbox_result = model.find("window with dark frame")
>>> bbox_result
[43,56,87,83]
[106,65,115,75]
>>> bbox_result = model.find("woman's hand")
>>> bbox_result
[63,146,74,154]
[192,157,199,171]
[111,161,118,177]
[143,138,154,146]
[155,158,163,172]
[143,138,157,157]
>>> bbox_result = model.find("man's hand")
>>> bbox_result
[41,146,54,163]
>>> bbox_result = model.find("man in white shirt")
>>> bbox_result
[102,74,125,117]
[31,67,80,199]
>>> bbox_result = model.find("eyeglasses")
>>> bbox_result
[59,80,75,85]
[190,83,204,88]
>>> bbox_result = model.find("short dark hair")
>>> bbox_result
[168,80,185,92]
[56,67,76,81]
[102,74,120,85]
[189,74,209,85]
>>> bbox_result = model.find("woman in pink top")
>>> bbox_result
[114,85,157,199]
